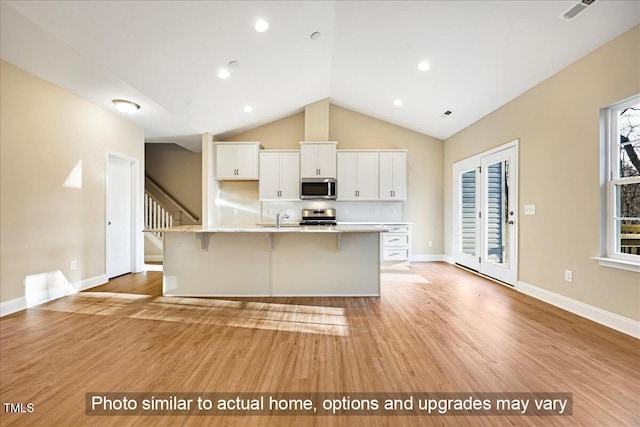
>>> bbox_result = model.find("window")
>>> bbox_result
[601,95,640,270]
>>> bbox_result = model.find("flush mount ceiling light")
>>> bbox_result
[393,99,403,107]
[255,19,269,33]
[310,31,321,40]
[243,105,253,113]
[112,99,140,114]
[417,61,430,71]
[218,69,230,79]
[228,61,239,68]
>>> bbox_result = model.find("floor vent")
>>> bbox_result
[561,0,596,20]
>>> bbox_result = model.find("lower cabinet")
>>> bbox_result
[381,224,411,261]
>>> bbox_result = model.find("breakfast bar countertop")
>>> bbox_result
[144,224,387,234]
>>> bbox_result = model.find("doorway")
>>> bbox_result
[453,141,518,286]
[106,152,135,279]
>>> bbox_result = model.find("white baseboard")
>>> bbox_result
[144,255,163,262]
[0,296,26,317]
[411,254,446,262]
[442,255,454,264]
[71,274,108,292]
[517,281,640,339]
[0,274,107,317]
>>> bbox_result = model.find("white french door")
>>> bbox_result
[453,143,518,286]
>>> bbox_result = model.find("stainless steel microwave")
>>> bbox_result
[300,178,337,200]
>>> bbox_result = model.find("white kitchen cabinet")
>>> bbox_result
[337,151,379,201]
[215,142,260,180]
[381,224,411,262]
[379,151,407,200]
[259,151,300,200]
[300,142,337,178]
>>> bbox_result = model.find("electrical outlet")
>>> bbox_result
[524,204,536,215]
[428,241,433,247]
[232,208,238,216]
[71,260,77,271]
[564,270,573,282]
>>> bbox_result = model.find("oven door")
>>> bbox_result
[300,179,336,200]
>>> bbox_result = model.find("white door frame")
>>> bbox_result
[452,139,519,286]
[106,150,142,279]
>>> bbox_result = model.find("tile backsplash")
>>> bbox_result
[215,182,404,226]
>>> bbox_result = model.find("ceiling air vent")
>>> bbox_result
[561,0,596,20]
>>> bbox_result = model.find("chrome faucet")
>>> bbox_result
[276,212,289,228]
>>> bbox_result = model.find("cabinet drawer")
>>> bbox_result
[383,248,409,261]
[383,225,409,233]
[383,234,409,247]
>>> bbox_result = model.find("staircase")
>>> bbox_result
[144,175,199,258]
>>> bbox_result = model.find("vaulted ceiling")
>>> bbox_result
[2,1,639,151]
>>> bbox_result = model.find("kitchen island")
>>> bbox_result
[152,224,386,297]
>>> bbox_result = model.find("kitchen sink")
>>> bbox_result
[256,223,300,228]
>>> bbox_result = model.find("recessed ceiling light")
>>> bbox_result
[112,99,140,114]
[228,61,239,68]
[393,99,403,107]
[218,69,230,79]
[310,31,321,40]
[417,61,430,71]
[255,19,269,33]
[244,105,253,113]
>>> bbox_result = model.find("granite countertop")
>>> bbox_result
[337,221,413,225]
[144,224,387,234]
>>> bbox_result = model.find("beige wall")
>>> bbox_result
[443,26,640,321]
[145,143,202,221]
[329,105,444,256]
[0,61,144,303]
[227,112,305,148]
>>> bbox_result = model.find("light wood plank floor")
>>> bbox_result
[0,263,638,426]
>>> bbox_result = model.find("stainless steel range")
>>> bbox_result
[299,208,337,226]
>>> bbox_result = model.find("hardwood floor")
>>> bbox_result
[1,263,638,426]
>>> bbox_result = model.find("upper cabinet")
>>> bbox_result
[379,151,407,201]
[215,142,260,180]
[300,142,337,178]
[337,151,379,201]
[259,151,300,201]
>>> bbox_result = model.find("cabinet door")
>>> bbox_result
[317,144,336,178]
[216,145,237,179]
[391,152,407,200]
[259,152,280,200]
[356,152,379,200]
[379,152,406,200]
[235,144,259,179]
[279,152,300,199]
[300,144,318,178]
[337,152,357,200]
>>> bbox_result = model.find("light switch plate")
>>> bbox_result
[524,204,536,215]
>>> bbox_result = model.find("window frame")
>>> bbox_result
[597,94,640,272]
